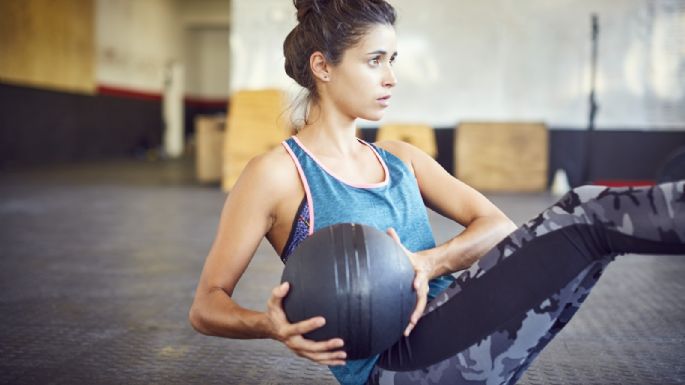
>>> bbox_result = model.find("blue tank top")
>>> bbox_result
[281,136,454,385]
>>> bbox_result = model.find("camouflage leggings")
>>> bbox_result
[367,181,685,385]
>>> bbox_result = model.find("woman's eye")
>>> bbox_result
[370,56,396,66]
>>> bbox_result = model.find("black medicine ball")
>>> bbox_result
[281,223,416,360]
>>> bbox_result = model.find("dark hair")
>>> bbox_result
[283,0,396,126]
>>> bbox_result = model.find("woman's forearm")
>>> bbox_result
[189,289,275,340]
[424,215,517,278]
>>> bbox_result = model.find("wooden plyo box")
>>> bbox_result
[195,115,225,183]
[223,89,289,191]
[376,124,437,158]
[455,122,548,192]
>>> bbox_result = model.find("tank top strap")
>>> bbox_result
[281,137,316,235]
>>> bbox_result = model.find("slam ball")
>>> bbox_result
[281,223,416,359]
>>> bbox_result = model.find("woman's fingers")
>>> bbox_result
[305,352,347,365]
[285,335,347,365]
[287,335,344,353]
[288,336,344,352]
[409,287,428,328]
[404,272,429,336]
[278,318,348,365]
[268,283,326,342]
[285,316,327,337]
[267,282,288,312]
[387,227,430,337]
[266,282,291,328]
[302,350,347,364]
[386,228,411,255]
[386,227,400,242]
[268,282,347,366]
[274,281,289,297]
[320,360,347,366]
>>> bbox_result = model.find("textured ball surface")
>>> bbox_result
[281,223,416,360]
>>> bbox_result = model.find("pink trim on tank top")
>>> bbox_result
[282,141,315,235]
[291,136,390,189]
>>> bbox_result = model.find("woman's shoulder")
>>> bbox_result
[234,145,302,203]
[373,139,416,175]
[243,145,299,186]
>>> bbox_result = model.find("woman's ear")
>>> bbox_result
[309,51,331,82]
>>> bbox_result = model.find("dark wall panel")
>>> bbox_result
[0,83,162,167]
[550,129,685,186]
[588,130,685,181]
[361,127,685,187]
[2,82,684,186]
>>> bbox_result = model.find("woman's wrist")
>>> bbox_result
[418,243,452,279]
[194,295,279,340]
[254,310,279,341]
[422,216,518,279]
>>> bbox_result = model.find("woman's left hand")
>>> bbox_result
[386,228,434,337]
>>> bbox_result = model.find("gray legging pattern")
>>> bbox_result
[367,181,685,385]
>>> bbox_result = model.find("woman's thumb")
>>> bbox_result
[386,227,399,241]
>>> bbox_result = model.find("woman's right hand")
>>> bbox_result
[266,282,347,366]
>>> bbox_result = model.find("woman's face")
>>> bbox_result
[326,24,398,121]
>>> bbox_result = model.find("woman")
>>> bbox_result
[189,1,685,384]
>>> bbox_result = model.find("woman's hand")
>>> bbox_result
[266,282,347,366]
[386,228,434,337]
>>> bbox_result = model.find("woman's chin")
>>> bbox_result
[359,111,386,121]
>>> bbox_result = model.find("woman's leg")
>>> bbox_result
[368,181,685,385]
[503,257,612,385]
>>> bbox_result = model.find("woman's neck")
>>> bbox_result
[296,101,360,158]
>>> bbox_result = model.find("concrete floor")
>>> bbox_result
[0,157,683,385]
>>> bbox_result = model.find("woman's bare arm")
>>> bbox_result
[189,153,282,338]
[377,140,516,276]
[376,140,517,335]
[188,150,347,365]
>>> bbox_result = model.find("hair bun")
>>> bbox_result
[294,0,329,23]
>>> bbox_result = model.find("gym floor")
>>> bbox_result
[1,157,683,385]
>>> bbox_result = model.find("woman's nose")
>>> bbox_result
[384,67,397,88]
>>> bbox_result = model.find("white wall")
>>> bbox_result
[178,0,231,99]
[229,0,685,129]
[229,0,293,93]
[185,27,230,99]
[176,0,230,27]
[96,0,230,98]
[96,0,183,93]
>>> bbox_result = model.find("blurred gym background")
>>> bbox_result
[0,1,683,384]
[1,0,684,185]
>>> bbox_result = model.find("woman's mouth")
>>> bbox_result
[377,95,391,107]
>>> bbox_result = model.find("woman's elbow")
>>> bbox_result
[486,214,517,242]
[501,216,517,234]
[188,303,211,335]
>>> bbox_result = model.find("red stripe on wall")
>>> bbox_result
[184,96,227,109]
[96,84,162,101]
[96,84,228,108]
[593,180,655,187]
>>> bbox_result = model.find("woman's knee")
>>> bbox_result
[567,185,605,203]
